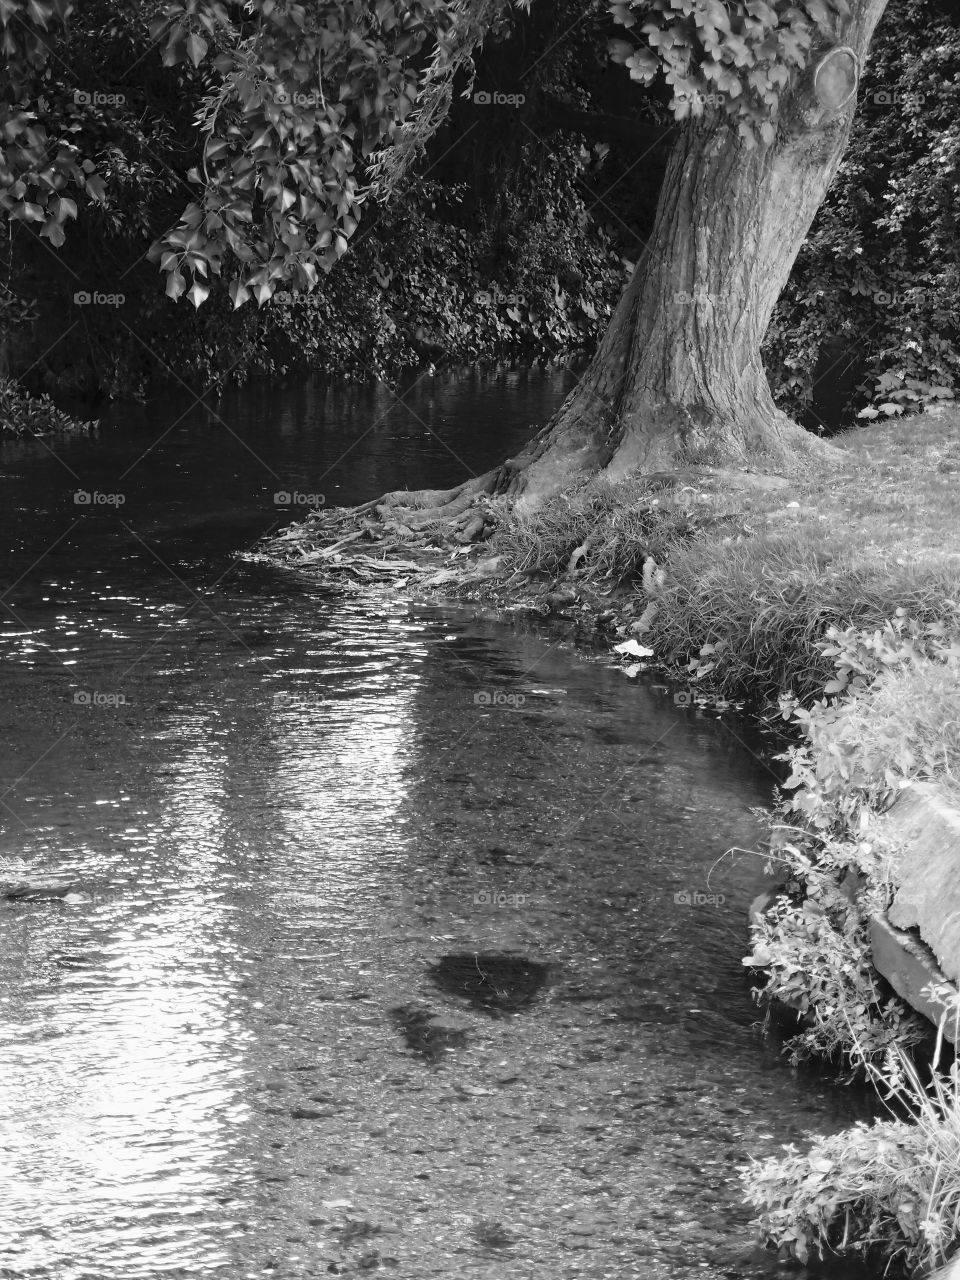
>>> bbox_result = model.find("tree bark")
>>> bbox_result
[490,0,891,505]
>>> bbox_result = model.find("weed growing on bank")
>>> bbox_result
[744,610,960,1072]
[744,823,930,1078]
[744,998,960,1277]
[742,608,960,1273]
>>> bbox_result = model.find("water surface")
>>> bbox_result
[0,368,876,1279]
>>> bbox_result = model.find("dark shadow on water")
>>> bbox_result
[389,1005,469,1063]
[429,952,551,1016]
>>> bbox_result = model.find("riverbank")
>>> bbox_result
[487,407,960,1276]
[488,408,960,1277]
[257,403,960,1275]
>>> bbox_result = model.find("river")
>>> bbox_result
[0,366,876,1279]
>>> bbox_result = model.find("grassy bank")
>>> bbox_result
[485,407,960,707]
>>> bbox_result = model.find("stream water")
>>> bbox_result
[0,367,877,1279]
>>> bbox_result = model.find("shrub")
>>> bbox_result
[0,377,97,436]
[778,610,960,830]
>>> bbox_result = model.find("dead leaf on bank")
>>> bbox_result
[613,638,655,658]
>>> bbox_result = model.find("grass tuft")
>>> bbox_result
[647,533,960,706]
[489,477,745,583]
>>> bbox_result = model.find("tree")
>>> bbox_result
[1,0,893,519]
[492,0,891,503]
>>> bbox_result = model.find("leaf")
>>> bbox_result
[804,0,831,24]
[40,219,66,246]
[187,281,210,308]
[165,270,186,302]
[185,32,208,66]
[16,201,44,222]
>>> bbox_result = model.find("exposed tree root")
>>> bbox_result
[247,429,820,592]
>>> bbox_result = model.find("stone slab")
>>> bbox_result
[869,912,959,1045]
[879,782,960,985]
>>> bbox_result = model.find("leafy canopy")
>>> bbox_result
[1,0,856,307]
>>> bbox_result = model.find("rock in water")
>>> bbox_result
[3,881,79,902]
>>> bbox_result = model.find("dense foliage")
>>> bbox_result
[0,0,628,398]
[0,0,957,420]
[764,0,960,426]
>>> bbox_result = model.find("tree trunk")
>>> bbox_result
[490,0,890,505]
